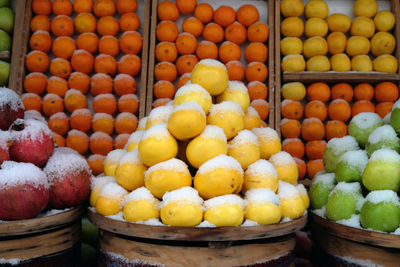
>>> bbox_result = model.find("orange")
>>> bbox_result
[117,0,138,14]
[52,133,65,147]
[225,22,247,45]
[23,72,47,95]
[155,41,177,63]
[194,3,213,24]
[351,100,375,117]
[250,99,269,121]
[70,108,92,133]
[71,49,94,74]
[30,15,51,32]
[375,82,399,102]
[176,0,196,15]
[154,61,177,82]
[74,12,96,34]
[76,32,99,54]
[281,119,301,139]
[294,158,306,180]
[73,0,93,13]
[97,16,119,36]
[306,82,330,103]
[245,62,268,82]
[51,15,74,37]
[158,1,179,21]
[115,112,138,134]
[331,83,353,102]
[325,120,347,141]
[282,138,305,159]
[213,6,236,28]
[120,12,140,32]
[245,42,268,63]
[226,60,245,81]
[64,89,87,113]
[247,22,269,43]
[29,31,52,53]
[376,102,394,118]
[32,0,52,15]
[114,134,130,149]
[88,154,106,175]
[182,17,204,38]
[247,80,268,101]
[90,132,114,155]
[176,55,199,75]
[68,72,90,94]
[152,98,172,108]
[196,40,218,60]
[92,113,114,135]
[202,23,224,43]
[21,93,42,112]
[354,83,374,101]
[90,73,113,96]
[307,159,324,179]
[114,74,137,96]
[48,112,69,136]
[66,129,89,155]
[281,99,303,120]
[98,35,120,56]
[25,50,50,73]
[93,0,116,17]
[49,58,72,79]
[305,140,327,160]
[177,73,191,89]
[328,99,351,122]
[47,76,68,97]
[42,93,64,117]
[154,80,175,99]
[176,33,197,55]
[120,31,143,54]
[118,94,139,114]
[52,0,73,16]
[94,54,117,75]
[52,36,76,59]
[219,41,241,63]
[304,100,327,121]
[118,54,141,76]
[301,118,325,141]
[156,20,179,42]
[93,93,117,115]
[237,4,259,27]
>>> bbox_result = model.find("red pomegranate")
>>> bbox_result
[0,87,24,130]
[0,131,12,165]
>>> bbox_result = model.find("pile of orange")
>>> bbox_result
[23,0,143,175]
[153,0,270,122]
[280,81,399,179]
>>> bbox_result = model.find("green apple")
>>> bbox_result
[0,60,9,86]
[360,190,400,232]
[0,29,10,51]
[365,125,400,157]
[348,112,383,148]
[0,7,13,33]
[0,0,10,7]
[82,217,99,247]
[323,136,359,173]
[390,100,400,134]
[336,150,368,183]
[309,172,336,209]
[362,148,400,191]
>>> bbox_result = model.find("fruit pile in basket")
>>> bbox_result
[90,59,309,227]
[280,0,398,73]
[0,87,91,221]
[0,0,14,86]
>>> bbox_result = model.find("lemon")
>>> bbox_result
[244,106,262,130]
[371,32,396,56]
[345,36,370,57]
[353,0,378,18]
[305,18,328,37]
[351,55,373,71]
[373,55,398,73]
[330,53,351,72]
[123,187,159,222]
[327,32,347,55]
[216,81,250,112]
[115,150,147,191]
[306,56,330,72]
[168,102,206,140]
[245,188,281,224]
[278,181,305,219]
[126,130,144,152]
[228,130,260,169]
[297,184,310,209]
[303,36,328,59]
[327,14,351,32]
[281,55,306,72]
[281,17,304,37]
[89,176,116,207]
[350,16,375,38]
[191,59,228,96]
[243,159,279,193]
[173,83,212,114]
[281,82,306,101]
[96,182,128,216]
[104,149,126,177]
[305,0,329,19]
[270,151,298,185]
[204,195,244,226]
[145,105,173,129]
[252,127,281,159]
[280,0,304,17]
[207,101,244,139]
[280,37,303,56]
[374,10,395,32]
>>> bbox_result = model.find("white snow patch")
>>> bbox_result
[196,220,217,227]
[11,119,52,142]
[174,84,211,100]
[106,212,125,222]
[0,161,49,189]
[245,159,277,178]
[197,58,226,69]
[135,218,165,226]
[365,190,400,206]
[0,259,21,265]
[251,127,279,142]
[0,130,11,150]
[159,187,203,208]
[369,148,400,163]
[123,187,159,206]
[281,217,293,223]
[312,206,326,218]
[37,208,72,218]
[368,125,398,144]
[197,155,243,175]
[241,219,260,227]
[245,188,280,205]
[350,112,382,130]
[91,176,116,190]
[198,125,227,141]
[326,136,359,156]
[137,117,147,130]
[147,106,173,125]
[204,194,244,210]
[269,151,295,167]
[104,251,166,267]
[226,81,248,93]
[337,214,361,229]
[338,150,368,173]
[105,149,126,165]
[145,158,188,175]
[0,87,24,111]
[118,149,143,165]
[209,101,244,116]
[141,123,173,141]
[278,181,301,200]
[228,129,259,147]
[171,101,205,117]
[99,182,128,200]
[383,112,391,124]
[331,182,361,194]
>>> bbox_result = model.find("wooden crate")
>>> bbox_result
[147,0,275,128]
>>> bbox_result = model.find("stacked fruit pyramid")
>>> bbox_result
[280,0,398,73]
[0,0,14,86]
[22,0,143,175]
[90,59,309,227]
[152,0,270,124]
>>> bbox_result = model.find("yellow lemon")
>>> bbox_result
[228,129,260,169]
[280,37,303,56]
[104,149,126,177]
[282,55,306,72]
[350,16,375,38]
[281,17,304,37]
[123,187,160,222]
[303,36,328,59]
[89,176,116,207]
[374,10,395,32]
[305,18,328,37]
[371,32,396,56]
[96,182,128,216]
[373,54,398,73]
[351,55,373,71]
[353,0,378,18]
[207,101,244,139]
[138,123,178,166]
[243,159,279,193]
[278,181,305,219]
[306,55,330,72]
[115,149,147,191]
[345,36,370,57]
[126,130,144,152]
[244,106,262,130]
[330,53,351,72]
[281,82,306,101]
[144,158,192,199]
[204,195,244,226]
[216,81,250,112]
[327,13,351,32]
[296,184,310,209]
[173,83,212,114]
[168,102,206,140]
[194,155,244,199]
[305,0,329,19]
[191,59,229,96]
[252,127,281,159]
[270,151,298,184]
[145,105,173,129]
[327,32,347,55]
[280,0,304,17]
[244,188,281,224]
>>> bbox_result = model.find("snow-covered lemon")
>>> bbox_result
[104,149,126,177]
[278,181,305,219]
[204,195,244,226]
[251,127,281,159]
[270,151,298,184]
[115,149,147,191]
[245,188,281,224]
[90,176,116,207]
[280,37,303,56]
[191,59,229,96]
[216,81,250,112]
[282,55,306,72]
[173,83,212,114]
[125,130,144,152]
[123,187,160,222]
[145,105,173,129]
[207,101,245,139]
[296,183,310,209]
[243,159,279,193]
[96,182,128,216]
[168,102,206,140]
[228,130,260,169]
[244,106,261,130]
[351,55,373,72]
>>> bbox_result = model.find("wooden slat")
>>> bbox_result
[282,72,400,83]
[274,0,282,135]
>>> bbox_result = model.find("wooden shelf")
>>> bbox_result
[283,72,400,83]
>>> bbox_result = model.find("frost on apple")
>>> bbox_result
[336,150,368,183]
[365,125,400,157]
[348,112,382,147]
[323,136,359,173]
